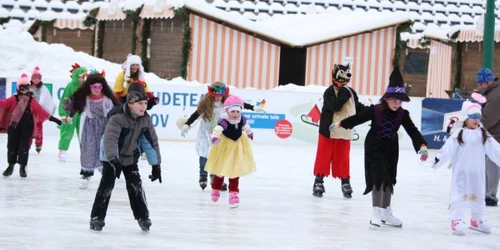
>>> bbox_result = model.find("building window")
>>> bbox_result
[404,52,428,74]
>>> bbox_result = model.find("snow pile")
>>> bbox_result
[0,28,201,87]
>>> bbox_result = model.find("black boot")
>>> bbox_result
[199,173,208,190]
[36,147,42,154]
[341,178,353,198]
[137,217,152,232]
[19,164,27,178]
[89,216,105,231]
[312,176,325,197]
[3,164,15,177]
[210,174,228,191]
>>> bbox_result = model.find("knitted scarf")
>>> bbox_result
[9,95,30,128]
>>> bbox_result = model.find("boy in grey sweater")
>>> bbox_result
[89,83,162,232]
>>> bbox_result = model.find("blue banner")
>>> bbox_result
[243,112,286,129]
[421,98,464,149]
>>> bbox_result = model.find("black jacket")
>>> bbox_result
[318,85,367,138]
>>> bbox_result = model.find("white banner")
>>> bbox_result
[5,78,423,148]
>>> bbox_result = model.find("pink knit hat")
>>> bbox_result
[18,73,30,88]
[31,66,42,80]
[224,95,244,113]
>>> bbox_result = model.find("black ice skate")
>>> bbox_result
[341,183,353,198]
[3,164,14,177]
[137,218,152,232]
[312,176,325,197]
[36,147,42,153]
[19,164,27,178]
[89,217,105,231]
[199,173,208,190]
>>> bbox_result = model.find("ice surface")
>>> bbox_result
[0,135,498,250]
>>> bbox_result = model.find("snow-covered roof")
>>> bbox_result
[170,0,410,47]
[0,8,9,18]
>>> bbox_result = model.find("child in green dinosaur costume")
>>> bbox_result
[58,63,87,161]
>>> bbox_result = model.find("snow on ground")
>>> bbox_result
[0,135,498,250]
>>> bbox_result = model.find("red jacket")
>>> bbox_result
[0,95,51,137]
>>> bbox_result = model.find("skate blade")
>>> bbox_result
[369,221,381,230]
[229,203,239,209]
[200,183,207,190]
[343,193,352,198]
[468,226,491,234]
[90,226,103,231]
[381,221,402,228]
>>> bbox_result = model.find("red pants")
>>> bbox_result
[212,176,239,192]
[29,121,43,148]
[313,134,350,179]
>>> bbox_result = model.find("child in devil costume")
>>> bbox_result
[179,82,265,191]
[332,67,428,228]
[312,63,368,198]
[29,66,55,153]
[0,73,62,177]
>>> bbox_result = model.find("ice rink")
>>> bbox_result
[0,135,498,250]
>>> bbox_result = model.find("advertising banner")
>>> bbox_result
[421,98,465,149]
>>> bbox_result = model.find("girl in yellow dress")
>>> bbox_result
[205,95,256,208]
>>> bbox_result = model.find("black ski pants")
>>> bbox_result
[90,161,149,220]
[7,124,34,165]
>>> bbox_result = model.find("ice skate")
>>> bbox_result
[341,183,353,198]
[229,191,239,208]
[58,150,67,162]
[199,173,208,190]
[19,164,27,178]
[370,207,383,229]
[469,219,491,234]
[211,190,220,202]
[3,164,14,177]
[36,146,42,153]
[137,218,152,232]
[79,176,91,189]
[140,152,146,160]
[380,207,402,227]
[312,176,325,197]
[452,220,466,235]
[89,217,105,231]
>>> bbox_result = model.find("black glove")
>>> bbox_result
[49,116,62,126]
[110,159,123,179]
[147,97,159,110]
[149,165,162,183]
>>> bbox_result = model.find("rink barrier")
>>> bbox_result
[4,77,458,149]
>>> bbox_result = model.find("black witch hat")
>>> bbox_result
[380,67,410,102]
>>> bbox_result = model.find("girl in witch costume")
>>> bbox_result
[433,101,500,235]
[205,95,256,208]
[0,73,62,178]
[58,63,87,161]
[29,66,55,153]
[178,81,265,191]
[312,63,368,198]
[66,70,120,189]
[332,67,428,229]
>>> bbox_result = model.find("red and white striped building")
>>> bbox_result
[97,1,413,97]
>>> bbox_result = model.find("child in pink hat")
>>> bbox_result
[204,95,256,208]
[0,73,61,177]
[29,66,55,153]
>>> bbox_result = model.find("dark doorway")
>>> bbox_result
[278,47,307,86]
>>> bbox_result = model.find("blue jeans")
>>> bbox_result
[199,156,207,175]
